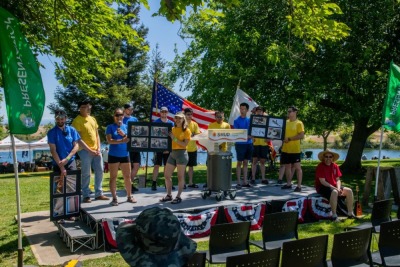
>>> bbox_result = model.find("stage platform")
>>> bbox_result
[81,180,314,222]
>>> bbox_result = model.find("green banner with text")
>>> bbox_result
[0,7,45,134]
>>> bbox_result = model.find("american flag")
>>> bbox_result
[151,82,215,130]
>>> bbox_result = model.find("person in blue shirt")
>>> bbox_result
[123,103,140,192]
[106,108,137,206]
[151,106,174,190]
[47,109,81,174]
[233,102,253,189]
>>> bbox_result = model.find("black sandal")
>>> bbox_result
[160,195,173,202]
[171,196,182,204]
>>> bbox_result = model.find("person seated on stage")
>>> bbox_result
[117,207,197,267]
[315,149,356,221]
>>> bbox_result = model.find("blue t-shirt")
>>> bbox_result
[106,123,129,157]
[154,118,174,127]
[123,116,138,125]
[47,125,81,166]
[233,116,252,145]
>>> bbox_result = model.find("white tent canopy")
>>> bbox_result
[0,135,49,151]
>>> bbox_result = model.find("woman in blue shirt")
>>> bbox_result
[106,108,136,206]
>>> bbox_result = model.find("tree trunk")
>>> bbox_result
[340,118,377,174]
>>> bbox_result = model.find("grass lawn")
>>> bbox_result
[0,159,399,266]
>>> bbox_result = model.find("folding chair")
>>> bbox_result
[372,220,400,266]
[202,221,251,264]
[226,248,281,267]
[184,252,206,267]
[250,211,298,250]
[328,227,373,267]
[281,235,328,267]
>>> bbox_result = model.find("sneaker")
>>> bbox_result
[83,197,92,203]
[281,184,293,189]
[261,179,269,185]
[187,184,199,188]
[151,181,157,191]
[242,183,251,188]
[131,185,139,192]
[277,179,283,184]
[331,215,340,222]
[183,184,187,189]
[294,186,301,192]
[235,184,242,189]
[250,179,256,185]
[110,198,118,206]
[95,195,110,200]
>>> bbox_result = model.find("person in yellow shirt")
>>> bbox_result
[208,111,231,151]
[250,106,270,185]
[184,108,201,188]
[160,112,191,204]
[280,106,305,192]
[72,100,109,203]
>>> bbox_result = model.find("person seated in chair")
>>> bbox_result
[315,149,356,221]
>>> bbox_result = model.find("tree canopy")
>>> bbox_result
[170,0,400,173]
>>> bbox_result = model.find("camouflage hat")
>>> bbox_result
[116,207,197,267]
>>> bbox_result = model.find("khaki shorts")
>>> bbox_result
[167,150,189,166]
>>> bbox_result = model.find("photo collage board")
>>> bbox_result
[249,115,286,140]
[128,122,172,152]
[50,170,81,221]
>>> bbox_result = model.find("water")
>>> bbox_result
[3,147,398,165]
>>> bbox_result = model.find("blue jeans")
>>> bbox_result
[78,150,104,198]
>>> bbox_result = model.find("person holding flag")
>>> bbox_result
[233,102,253,188]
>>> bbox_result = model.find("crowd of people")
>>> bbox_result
[47,101,355,216]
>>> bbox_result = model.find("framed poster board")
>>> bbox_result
[50,170,81,221]
[128,122,172,152]
[249,115,286,140]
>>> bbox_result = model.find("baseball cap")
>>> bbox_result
[124,103,132,109]
[55,109,67,119]
[160,107,168,112]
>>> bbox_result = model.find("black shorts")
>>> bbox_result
[129,151,141,164]
[280,152,301,164]
[252,145,270,159]
[154,152,169,166]
[187,151,198,167]
[318,185,344,200]
[108,155,130,164]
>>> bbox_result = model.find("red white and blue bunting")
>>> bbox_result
[175,207,219,238]
[282,197,308,223]
[224,203,266,230]
[102,218,134,249]
[308,197,333,220]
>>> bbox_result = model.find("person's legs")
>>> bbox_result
[251,157,258,180]
[259,158,266,180]
[176,164,186,198]
[242,159,249,185]
[284,163,293,185]
[330,189,339,216]
[342,187,354,216]
[236,161,243,185]
[293,162,302,189]
[120,162,134,200]
[131,163,140,181]
[108,162,119,200]
[164,163,175,196]
[92,154,105,198]
[152,165,160,182]
[78,150,92,199]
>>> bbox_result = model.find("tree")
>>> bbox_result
[170,0,400,173]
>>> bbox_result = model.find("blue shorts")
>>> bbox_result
[235,144,253,161]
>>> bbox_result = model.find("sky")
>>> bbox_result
[0,2,188,125]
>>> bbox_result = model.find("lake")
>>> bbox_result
[1,147,399,165]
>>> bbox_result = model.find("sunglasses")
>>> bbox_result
[216,116,223,119]
[324,156,333,158]
[114,114,124,117]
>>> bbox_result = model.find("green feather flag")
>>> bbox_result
[382,61,400,132]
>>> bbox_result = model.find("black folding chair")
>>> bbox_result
[226,248,281,267]
[202,221,251,264]
[281,235,328,267]
[328,227,373,267]
[250,211,298,250]
[184,252,206,267]
[372,220,400,267]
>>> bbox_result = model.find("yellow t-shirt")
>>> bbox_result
[208,121,231,151]
[72,115,99,150]
[186,121,200,152]
[282,119,304,153]
[253,138,268,146]
[172,127,192,150]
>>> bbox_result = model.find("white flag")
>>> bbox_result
[228,88,258,126]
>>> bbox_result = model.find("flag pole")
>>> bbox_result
[374,127,384,202]
[11,134,23,267]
